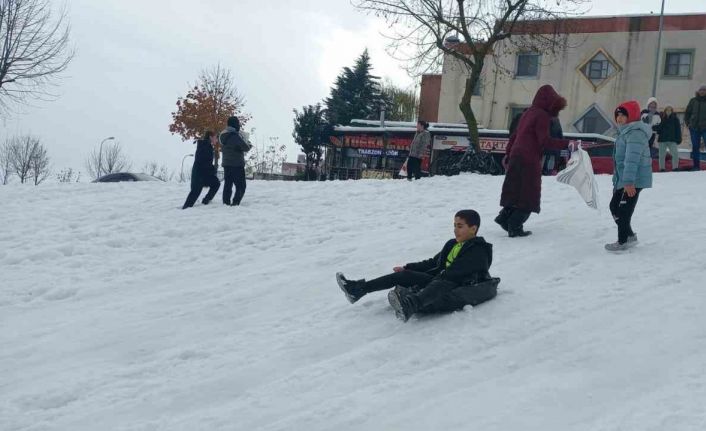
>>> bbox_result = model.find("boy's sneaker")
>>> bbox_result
[336,272,366,304]
[387,286,418,322]
[202,198,211,205]
[605,241,630,252]
[627,234,638,247]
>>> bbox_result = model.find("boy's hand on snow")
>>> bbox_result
[393,266,404,272]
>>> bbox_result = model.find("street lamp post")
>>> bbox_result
[181,153,194,182]
[651,0,666,97]
[97,136,115,178]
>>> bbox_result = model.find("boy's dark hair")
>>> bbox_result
[455,209,481,229]
[417,120,429,130]
[227,116,241,131]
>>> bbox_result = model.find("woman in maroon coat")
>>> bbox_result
[495,85,570,237]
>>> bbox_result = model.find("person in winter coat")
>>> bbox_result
[336,210,499,322]
[182,131,221,209]
[605,101,653,252]
[509,110,526,136]
[542,116,564,175]
[641,97,661,156]
[220,116,252,206]
[655,104,682,171]
[495,85,570,237]
[684,84,706,170]
[407,120,431,180]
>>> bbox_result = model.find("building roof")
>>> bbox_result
[510,13,706,34]
[336,121,615,142]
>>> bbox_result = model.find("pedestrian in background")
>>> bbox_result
[685,84,706,171]
[182,130,220,209]
[655,104,682,172]
[220,116,252,206]
[407,120,431,181]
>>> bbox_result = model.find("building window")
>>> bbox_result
[663,50,693,78]
[466,78,482,96]
[473,78,481,96]
[573,105,613,135]
[578,50,620,90]
[515,53,540,78]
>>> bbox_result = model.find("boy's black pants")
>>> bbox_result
[223,166,247,205]
[407,157,422,180]
[183,173,220,209]
[609,188,642,243]
[364,270,458,312]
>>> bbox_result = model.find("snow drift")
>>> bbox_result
[1,172,705,431]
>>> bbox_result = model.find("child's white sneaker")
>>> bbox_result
[605,241,629,252]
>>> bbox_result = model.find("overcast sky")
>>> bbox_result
[1,0,703,177]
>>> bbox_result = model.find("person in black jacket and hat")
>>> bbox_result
[220,116,252,206]
[336,209,499,322]
[182,130,221,209]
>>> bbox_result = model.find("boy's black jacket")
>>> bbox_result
[403,237,492,285]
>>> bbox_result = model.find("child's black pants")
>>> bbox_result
[609,188,642,243]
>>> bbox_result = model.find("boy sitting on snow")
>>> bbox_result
[336,209,499,322]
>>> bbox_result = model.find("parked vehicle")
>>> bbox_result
[93,173,163,183]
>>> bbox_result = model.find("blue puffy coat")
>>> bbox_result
[612,121,653,190]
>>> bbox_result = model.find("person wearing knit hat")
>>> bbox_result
[219,116,253,206]
[641,97,661,155]
[605,101,653,252]
[496,84,570,238]
[684,84,706,170]
[654,104,682,171]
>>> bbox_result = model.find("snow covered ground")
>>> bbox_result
[2,172,705,431]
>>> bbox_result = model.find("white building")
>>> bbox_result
[430,13,706,143]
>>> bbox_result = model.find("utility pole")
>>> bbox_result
[651,0,666,97]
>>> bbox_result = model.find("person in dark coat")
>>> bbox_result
[640,97,661,157]
[684,84,706,170]
[542,116,564,175]
[407,120,431,180]
[509,110,526,137]
[336,210,499,322]
[495,85,570,237]
[182,130,221,209]
[220,116,252,206]
[655,104,682,171]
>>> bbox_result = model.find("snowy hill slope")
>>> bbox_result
[1,173,705,431]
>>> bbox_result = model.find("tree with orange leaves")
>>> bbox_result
[169,65,250,168]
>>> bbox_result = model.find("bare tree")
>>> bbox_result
[142,160,174,181]
[85,141,132,179]
[381,79,419,122]
[6,134,48,183]
[352,0,586,153]
[199,64,245,111]
[0,140,13,184]
[0,0,74,114]
[28,139,50,184]
[56,167,80,183]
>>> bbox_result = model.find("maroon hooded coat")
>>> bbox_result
[500,85,569,213]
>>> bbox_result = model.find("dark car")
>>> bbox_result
[93,173,163,183]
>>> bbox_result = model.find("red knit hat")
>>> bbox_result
[614,101,641,123]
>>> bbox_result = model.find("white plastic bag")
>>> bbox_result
[556,145,600,210]
[398,158,408,177]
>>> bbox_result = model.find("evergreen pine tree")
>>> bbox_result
[292,104,326,180]
[324,49,387,125]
